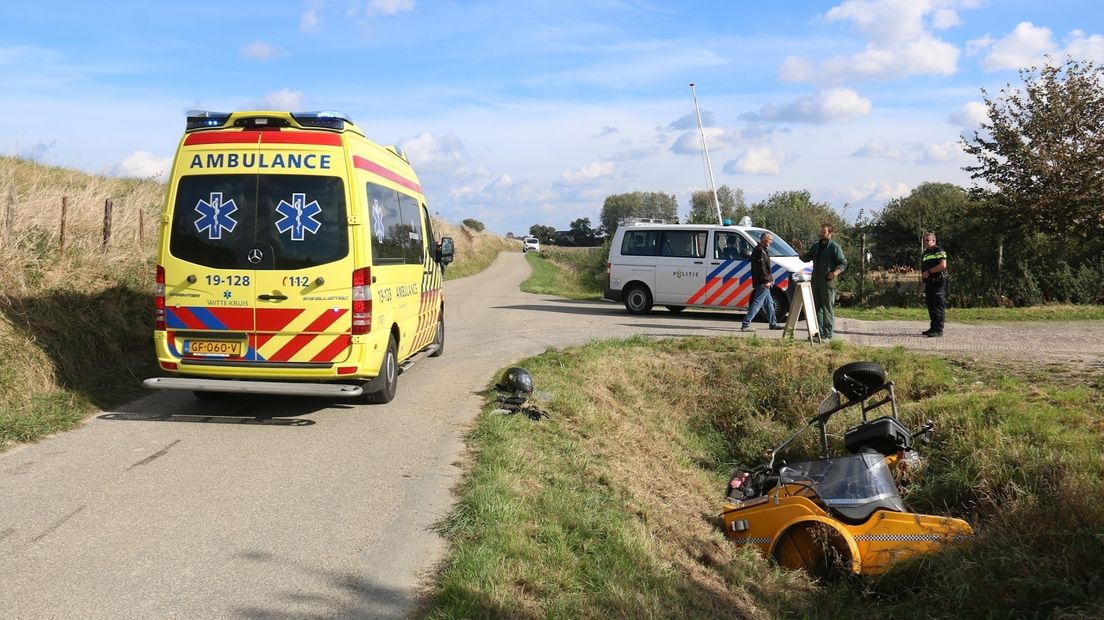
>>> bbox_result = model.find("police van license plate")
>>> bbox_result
[184,340,242,357]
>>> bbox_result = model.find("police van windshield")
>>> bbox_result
[745,229,799,257]
[170,174,348,270]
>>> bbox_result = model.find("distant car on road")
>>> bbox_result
[522,237,541,253]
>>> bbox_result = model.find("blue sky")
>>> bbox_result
[2,0,1101,235]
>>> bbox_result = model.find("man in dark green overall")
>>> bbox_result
[794,223,847,341]
[921,231,948,337]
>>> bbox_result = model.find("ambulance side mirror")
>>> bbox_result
[437,237,455,266]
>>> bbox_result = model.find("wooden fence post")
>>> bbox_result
[60,196,68,251]
[139,208,145,244]
[102,198,113,250]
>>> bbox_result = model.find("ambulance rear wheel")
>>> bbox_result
[429,315,444,357]
[366,336,398,404]
[623,285,653,315]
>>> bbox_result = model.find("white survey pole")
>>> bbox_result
[690,82,722,225]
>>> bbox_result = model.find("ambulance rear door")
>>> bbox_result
[248,136,355,368]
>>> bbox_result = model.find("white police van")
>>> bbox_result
[604,222,811,317]
[522,236,540,253]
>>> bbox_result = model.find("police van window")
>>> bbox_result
[255,175,348,270]
[366,182,406,265]
[714,231,752,260]
[397,193,424,264]
[621,230,658,256]
[745,229,799,257]
[169,174,348,270]
[659,230,707,258]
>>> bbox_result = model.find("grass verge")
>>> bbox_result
[424,337,1104,619]
[519,246,606,299]
[839,304,1104,322]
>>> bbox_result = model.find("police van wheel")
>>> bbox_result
[366,337,399,404]
[429,316,445,357]
[623,285,653,315]
[772,289,790,322]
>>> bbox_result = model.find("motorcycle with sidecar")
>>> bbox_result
[720,361,973,579]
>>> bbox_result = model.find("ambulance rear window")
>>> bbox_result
[170,174,348,269]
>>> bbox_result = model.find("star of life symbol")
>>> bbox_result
[275,193,323,242]
[194,192,238,240]
[371,199,385,243]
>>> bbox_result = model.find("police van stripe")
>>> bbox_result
[703,265,748,304]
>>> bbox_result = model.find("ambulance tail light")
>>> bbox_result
[155,265,166,330]
[352,268,372,335]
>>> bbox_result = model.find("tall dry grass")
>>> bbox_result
[0,157,162,437]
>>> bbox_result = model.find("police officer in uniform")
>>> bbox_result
[921,232,947,337]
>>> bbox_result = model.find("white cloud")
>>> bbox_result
[932,9,961,29]
[949,101,987,128]
[366,0,415,16]
[1065,30,1104,64]
[668,110,715,130]
[847,181,910,202]
[300,9,320,33]
[114,151,171,180]
[980,22,1056,71]
[781,0,971,83]
[258,88,303,110]
[965,35,995,55]
[398,131,467,172]
[593,126,618,139]
[609,147,652,162]
[850,139,906,160]
[742,88,872,123]
[918,141,964,164]
[560,162,615,184]
[240,41,281,61]
[669,126,745,155]
[725,147,786,175]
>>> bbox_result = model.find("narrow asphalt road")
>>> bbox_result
[2,252,1100,619]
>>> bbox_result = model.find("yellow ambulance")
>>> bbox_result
[144,110,454,403]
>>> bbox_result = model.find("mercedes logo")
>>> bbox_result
[247,248,263,264]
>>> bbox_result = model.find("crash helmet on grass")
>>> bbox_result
[497,367,534,395]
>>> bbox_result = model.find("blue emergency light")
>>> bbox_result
[185,110,231,130]
[292,111,352,130]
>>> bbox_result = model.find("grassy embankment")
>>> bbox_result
[0,156,513,451]
[425,332,1104,619]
